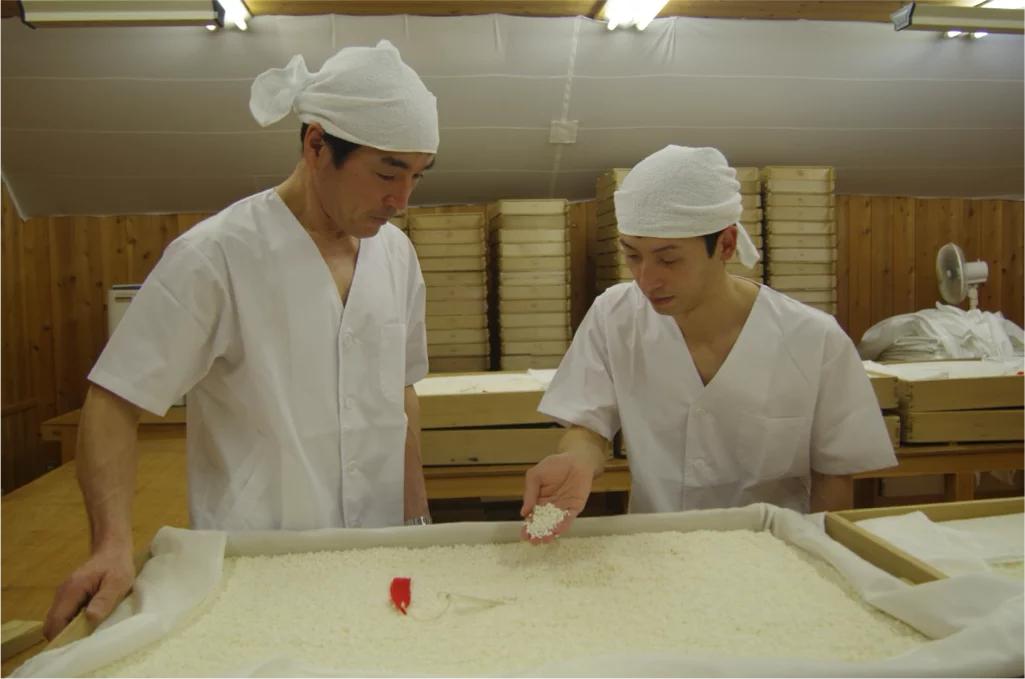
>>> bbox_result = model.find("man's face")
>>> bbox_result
[305,126,434,238]
[620,227,738,316]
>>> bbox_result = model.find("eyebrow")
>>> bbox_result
[381,156,436,172]
[619,239,678,254]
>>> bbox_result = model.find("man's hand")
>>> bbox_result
[43,545,135,640]
[519,453,596,545]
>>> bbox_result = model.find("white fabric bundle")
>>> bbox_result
[858,303,1025,362]
[249,40,439,154]
[614,145,761,268]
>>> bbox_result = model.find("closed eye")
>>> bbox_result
[377,173,396,181]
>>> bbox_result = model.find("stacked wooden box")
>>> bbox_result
[866,368,902,447]
[762,167,838,315]
[415,373,575,467]
[890,363,1024,445]
[731,167,765,283]
[408,211,490,373]
[391,210,408,236]
[595,168,631,293]
[489,200,572,371]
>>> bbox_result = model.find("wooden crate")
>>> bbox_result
[883,413,901,447]
[767,274,838,290]
[825,497,1024,585]
[489,200,573,370]
[411,211,490,372]
[766,261,836,276]
[866,370,900,410]
[871,362,1025,444]
[762,166,838,316]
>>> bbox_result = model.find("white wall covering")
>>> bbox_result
[1,13,1021,218]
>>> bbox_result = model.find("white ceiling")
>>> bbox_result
[1,12,1022,218]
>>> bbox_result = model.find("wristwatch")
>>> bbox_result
[404,515,433,526]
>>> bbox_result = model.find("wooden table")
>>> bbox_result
[42,407,185,464]
[1,439,188,676]
[853,442,1024,504]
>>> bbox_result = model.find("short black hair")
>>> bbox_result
[702,230,723,257]
[300,123,361,168]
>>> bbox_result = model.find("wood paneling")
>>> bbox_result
[2,187,58,493]
[836,196,1024,343]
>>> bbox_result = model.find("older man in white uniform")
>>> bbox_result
[45,41,438,637]
[521,145,897,543]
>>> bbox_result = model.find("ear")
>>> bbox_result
[301,123,329,169]
[717,225,739,261]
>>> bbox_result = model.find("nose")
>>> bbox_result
[384,176,416,211]
[637,259,663,294]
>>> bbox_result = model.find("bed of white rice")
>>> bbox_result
[94,529,926,677]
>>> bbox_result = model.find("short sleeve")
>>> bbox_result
[811,323,899,475]
[537,296,621,442]
[87,238,233,416]
[404,240,429,385]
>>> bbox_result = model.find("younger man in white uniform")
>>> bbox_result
[45,41,438,636]
[521,145,897,543]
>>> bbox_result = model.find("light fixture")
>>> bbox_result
[890,0,1024,34]
[946,29,964,36]
[216,0,251,30]
[976,0,1025,9]
[601,0,670,31]
[972,29,990,37]
[21,0,218,27]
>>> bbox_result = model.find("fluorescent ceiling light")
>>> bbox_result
[216,0,251,30]
[893,1,1023,33]
[603,0,669,31]
[21,0,217,27]
[976,0,1025,9]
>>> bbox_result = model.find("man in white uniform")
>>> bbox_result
[45,41,438,637]
[520,145,897,543]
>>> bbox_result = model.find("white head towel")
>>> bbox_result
[614,145,761,268]
[249,40,439,154]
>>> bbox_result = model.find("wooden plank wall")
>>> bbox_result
[1,188,1021,491]
[836,196,1024,343]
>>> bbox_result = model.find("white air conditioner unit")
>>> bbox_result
[108,285,186,408]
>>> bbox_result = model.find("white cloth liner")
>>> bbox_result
[612,145,761,269]
[856,512,1025,576]
[12,505,1024,678]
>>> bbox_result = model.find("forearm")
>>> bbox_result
[557,426,609,477]
[809,471,854,513]
[402,386,429,520]
[75,384,142,553]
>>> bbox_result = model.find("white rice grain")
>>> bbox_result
[95,530,926,677]
[524,503,569,539]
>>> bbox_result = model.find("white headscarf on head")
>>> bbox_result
[614,145,761,268]
[249,40,439,154]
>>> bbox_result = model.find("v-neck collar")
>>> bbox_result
[664,284,767,396]
[267,189,370,317]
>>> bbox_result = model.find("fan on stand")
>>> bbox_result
[936,242,989,310]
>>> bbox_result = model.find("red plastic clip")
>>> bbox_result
[390,577,412,615]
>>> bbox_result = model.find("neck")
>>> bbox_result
[673,272,754,342]
[276,164,356,250]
